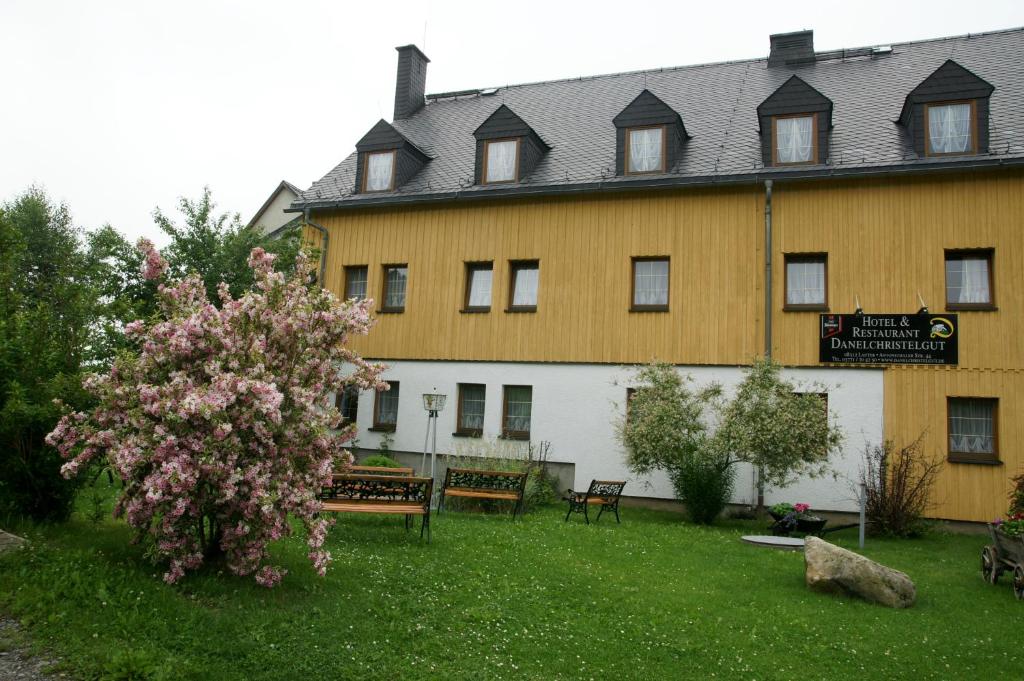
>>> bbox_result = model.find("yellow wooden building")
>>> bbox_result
[293,29,1024,522]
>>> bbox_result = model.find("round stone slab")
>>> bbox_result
[741,535,806,551]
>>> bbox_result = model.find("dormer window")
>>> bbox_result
[926,101,975,156]
[353,119,430,195]
[899,60,993,159]
[474,105,550,186]
[363,151,396,192]
[773,115,816,165]
[757,76,832,168]
[613,90,687,177]
[483,139,520,184]
[626,126,665,174]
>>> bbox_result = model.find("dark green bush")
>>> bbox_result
[669,449,735,524]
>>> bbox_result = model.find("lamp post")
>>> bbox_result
[420,390,447,509]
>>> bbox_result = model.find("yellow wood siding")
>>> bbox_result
[771,171,1024,370]
[771,171,1024,522]
[309,188,765,365]
[884,366,1023,522]
[307,170,1024,522]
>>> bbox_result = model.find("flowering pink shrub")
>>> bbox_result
[46,240,385,586]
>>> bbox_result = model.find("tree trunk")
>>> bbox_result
[756,466,765,516]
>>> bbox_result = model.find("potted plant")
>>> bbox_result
[990,512,1024,564]
[768,502,827,536]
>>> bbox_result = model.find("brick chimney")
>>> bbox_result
[768,30,815,67]
[393,45,430,120]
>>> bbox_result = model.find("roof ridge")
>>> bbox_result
[424,25,1024,102]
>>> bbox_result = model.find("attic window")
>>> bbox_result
[926,101,976,156]
[363,151,396,192]
[773,115,817,165]
[626,126,665,174]
[483,139,519,183]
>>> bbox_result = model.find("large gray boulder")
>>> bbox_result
[0,530,26,554]
[804,536,916,608]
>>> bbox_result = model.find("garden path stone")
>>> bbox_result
[0,618,62,680]
[804,536,916,608]
[0,530,27,554]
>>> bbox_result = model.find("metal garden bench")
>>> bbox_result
[439,468,528,518]
[564,480,626,524]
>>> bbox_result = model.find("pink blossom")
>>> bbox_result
[46,247,384,586]
[794,503,810,513]
[137,238,168,280]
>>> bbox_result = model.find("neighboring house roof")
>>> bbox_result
[248,180,303,234]
[294,27,1024,211]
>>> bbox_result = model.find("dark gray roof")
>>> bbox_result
[294,27,1024,211]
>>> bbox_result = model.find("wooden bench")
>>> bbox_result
[348,465,414,476]
[440,468,528,518]
[564,480,626,524]
[320,473,433,541]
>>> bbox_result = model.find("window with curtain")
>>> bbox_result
[627,127,664,173]
[945,251,992,307]
[509,261,539,310]
[774,115,814,164]
[373,382,400,430]
[457,384,486,434]
[464,263,493,311]
[785,255,827,308]
[927,102,973,155]
[948,397,997,462]
[485,139,518,183]
[335,386,359,425]
[344,266,368,301]
[382,265,408,311]
[502,385,532,439]
[364,151,395,192]
[632,258,669,310]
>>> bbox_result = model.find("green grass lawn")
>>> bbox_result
[0,486,1019,681]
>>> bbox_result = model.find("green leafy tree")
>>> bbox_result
[717,357,843,512]
[153,187,301,305]
[0,188,94,520]
[618,363,734,523]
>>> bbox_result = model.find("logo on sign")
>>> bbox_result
[929,317,954,339]
[821,315,842,339]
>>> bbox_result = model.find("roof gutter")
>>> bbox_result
[285,155,1024,214]
[302,207,329,286]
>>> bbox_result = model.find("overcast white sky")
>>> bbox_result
[1,0,1020,244]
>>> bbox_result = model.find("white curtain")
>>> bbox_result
[786,261,825,305]
[366,152,394,191]
[946,257,990,304]
[948,400,994,454]
[928,103,971,154]
[467,268,492,307]
[486,140,517,182]
[385,267,407,308]
[504,387,532,433]
[345,267,367,300]
[634,260,669,306]
[776,116,814,163]
[512,267,538,307]
[459,386,486,430]
[629,128,663,172]
[378,386,400,425]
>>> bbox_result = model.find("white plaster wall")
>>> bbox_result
[249,188,298,236]
[338,361,883,513]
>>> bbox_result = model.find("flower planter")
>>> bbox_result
[768,511,827,537]
[989,524,1024,564]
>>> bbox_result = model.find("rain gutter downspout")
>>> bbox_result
[764,180,773,358]
[303,207,328,286]
[758,179,773,511]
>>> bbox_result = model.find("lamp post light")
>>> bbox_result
[420,390,447,509]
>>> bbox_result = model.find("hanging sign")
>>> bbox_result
[819,314,958,365]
